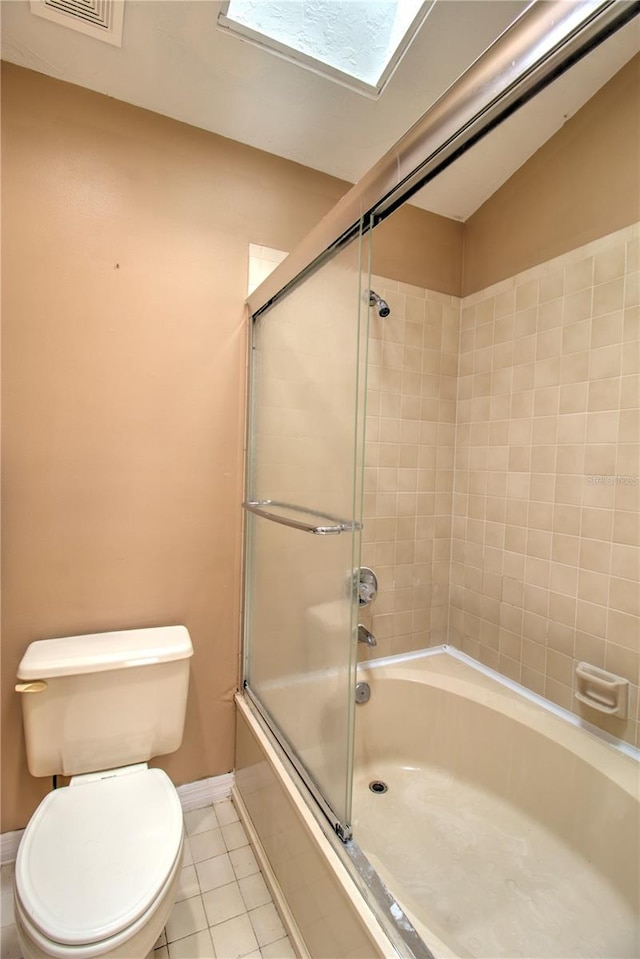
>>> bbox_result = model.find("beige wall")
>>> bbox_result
[462,54,640,296]
[0,63,460,832]
[374,204,463,297]
[3,49,637,832]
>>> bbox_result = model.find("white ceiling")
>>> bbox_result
[2,1,639,220]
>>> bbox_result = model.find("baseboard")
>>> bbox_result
[1,830,24,866]
[232,784,310,959]
[1,772,235,864]
[176,772,235,811]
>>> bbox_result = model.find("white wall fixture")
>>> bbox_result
[575,663,629,719]
[30,0,124,47]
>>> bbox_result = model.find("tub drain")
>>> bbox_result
[369,780,388,794]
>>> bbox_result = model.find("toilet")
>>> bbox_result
[13,626,194,959]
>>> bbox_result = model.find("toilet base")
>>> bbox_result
[14,838,183,959]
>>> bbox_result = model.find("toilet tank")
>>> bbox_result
[17,626,194,777]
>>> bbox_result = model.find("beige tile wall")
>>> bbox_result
[451,224,640,746]
[359,277,461,659]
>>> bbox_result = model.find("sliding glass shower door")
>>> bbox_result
[243,228,370,839]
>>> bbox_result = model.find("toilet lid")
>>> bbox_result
[15,768,183,946]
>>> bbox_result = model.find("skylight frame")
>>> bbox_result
[217,1,436,99]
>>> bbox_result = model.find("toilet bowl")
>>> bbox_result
[14,627,193,959]
[14,766,184,959]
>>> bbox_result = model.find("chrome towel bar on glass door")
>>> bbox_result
[243,500,362,535]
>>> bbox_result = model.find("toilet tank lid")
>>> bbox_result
[17,626,193,680]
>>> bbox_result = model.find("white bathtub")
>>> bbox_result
[354,648,640,959]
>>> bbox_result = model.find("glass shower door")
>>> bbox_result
[243,228,370,839]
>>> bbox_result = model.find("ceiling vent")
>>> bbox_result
[30,0,124,47]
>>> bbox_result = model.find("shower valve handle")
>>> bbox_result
[357,567,378,606]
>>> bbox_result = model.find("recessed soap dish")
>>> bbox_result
[575,662,629,718]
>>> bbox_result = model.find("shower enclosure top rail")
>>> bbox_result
[243,499,363,535]
[246,0,639,321]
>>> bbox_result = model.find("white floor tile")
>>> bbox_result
[221,822,249,852]
[202,881,246,927]
[182,837,194,867]
[229,846,259,880]
[175,865,200,903]
[184,807,219,837]
[239,874,271,911]
[189,828,227,863]
[209,914,258,959]
[248,904,286,948]
[165,895,208,943]
[1,800,287,959]
[0,866,15,929]
[214,800,239,826]
[167,928,215,959]
[0,924,22,959]
[0,891,14,929]
[261,937,296,959]
[0,865,14,892]
[196,853,235,893]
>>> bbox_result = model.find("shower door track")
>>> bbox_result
[243,682,353,841]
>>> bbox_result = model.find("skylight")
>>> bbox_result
[218,1,434,96]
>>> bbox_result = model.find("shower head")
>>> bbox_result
[368,290,391,318]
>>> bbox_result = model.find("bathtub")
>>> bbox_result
[235,647,639,959]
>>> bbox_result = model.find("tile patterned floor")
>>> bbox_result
[0,799,296,959]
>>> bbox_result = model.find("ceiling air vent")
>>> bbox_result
[30,0,124,47]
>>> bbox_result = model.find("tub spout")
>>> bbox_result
[358,624,377,647]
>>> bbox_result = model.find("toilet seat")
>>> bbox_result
[14,844,182,959]
[15,767,183,948]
